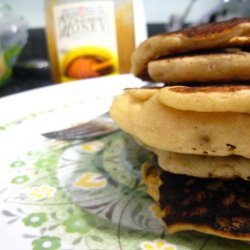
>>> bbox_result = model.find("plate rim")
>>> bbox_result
[0,74,144,124]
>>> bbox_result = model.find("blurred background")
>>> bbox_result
[1,0,250,96]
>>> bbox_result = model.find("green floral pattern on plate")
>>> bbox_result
[11,175,29,184]
[63,213,96,235]
[32,236,61,250]
[23,213,48,227]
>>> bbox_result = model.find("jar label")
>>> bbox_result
[53,1,119,82]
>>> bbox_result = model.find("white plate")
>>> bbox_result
[0,74,248,250]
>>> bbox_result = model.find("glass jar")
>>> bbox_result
[45,0,139,83]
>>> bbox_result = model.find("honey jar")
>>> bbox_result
[45,0,144,83]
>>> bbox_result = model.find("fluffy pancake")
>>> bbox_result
[154,149,250,181]
[131,18,250,80]
[159,85,250,113]
[142,163,250,241]
[148,49,250,84]
[109,87,250,158]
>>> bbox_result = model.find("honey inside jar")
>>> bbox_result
[65,55,114,79]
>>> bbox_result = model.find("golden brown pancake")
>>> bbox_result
[158,85,250,113]
[131,18,250,80]
[142,163,250,241]
[148,49,250,84]
[154,149,250,181]
[109,87,250,158]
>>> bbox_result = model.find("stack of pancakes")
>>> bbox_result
[110,18,250,241]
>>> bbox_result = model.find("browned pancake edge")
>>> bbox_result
[164,18,250,39]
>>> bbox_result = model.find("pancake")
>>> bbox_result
[131,18,250,79]
[142,163,250,241]
[154,149,250,181]
[148,49,250,84]
[158,85,250,113]
[109,87,250,158]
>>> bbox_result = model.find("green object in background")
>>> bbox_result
[5,46,22,68]
[0,46,22,87]
[0,3,28,87]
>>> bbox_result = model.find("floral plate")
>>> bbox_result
[0,74,249,250]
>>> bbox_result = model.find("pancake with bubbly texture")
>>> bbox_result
[154,149,250,181]
[131,18,250,81]
[109,87,250,158]
[142,163,250,241]
[148,49,250,84]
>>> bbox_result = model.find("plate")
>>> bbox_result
[0,74,248,250]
